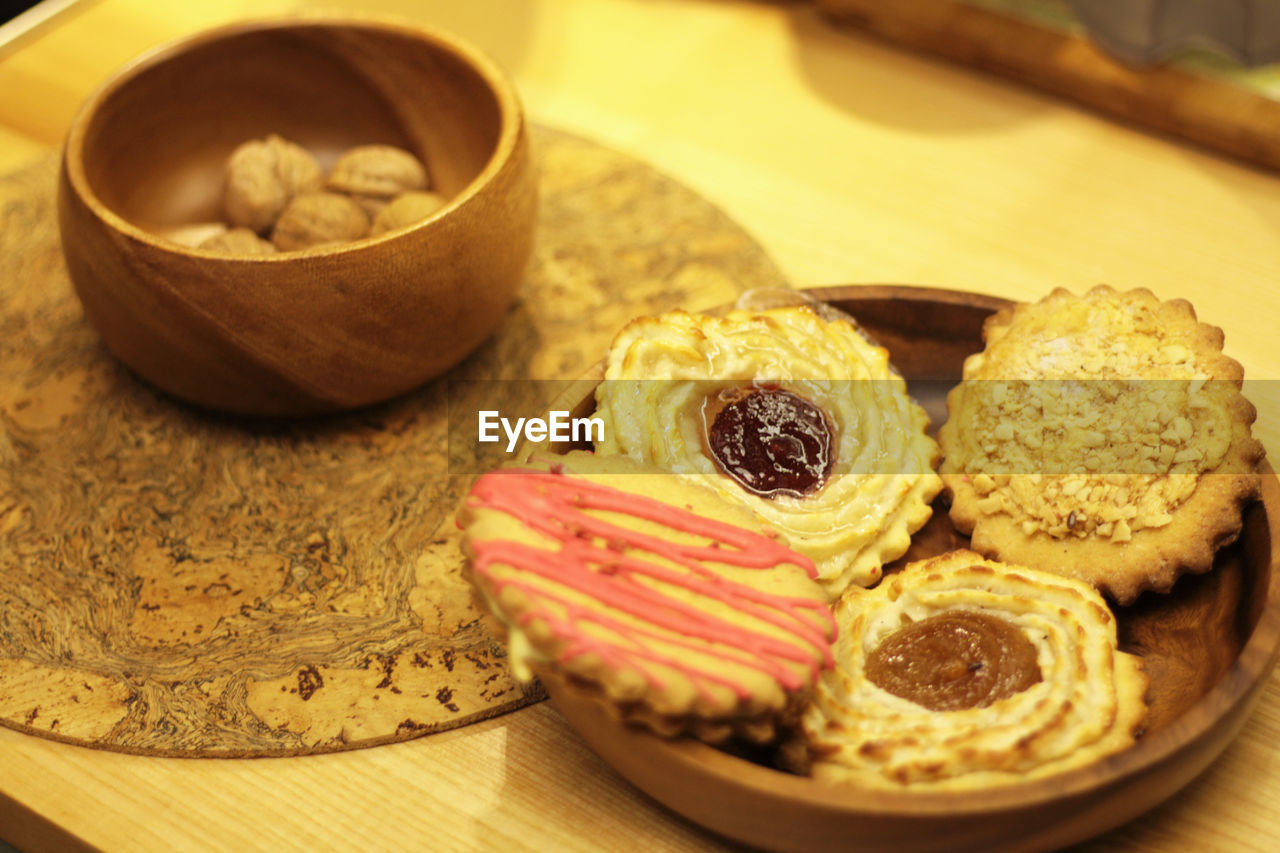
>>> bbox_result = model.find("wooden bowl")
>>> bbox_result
[57,16,536,416]
[537,285,1280,853]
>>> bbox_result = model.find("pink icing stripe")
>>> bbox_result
[466,466,837,702]
[488,487,833,651]
[510,584,780,696]
[501,537,829,666]
[487,541,819,690]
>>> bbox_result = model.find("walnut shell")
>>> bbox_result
[162,221,231,248]
[198,227,278,255]
[328,145,429,213]
[224,135,324,234]
[271,192,369,251]
[370,191,448,236]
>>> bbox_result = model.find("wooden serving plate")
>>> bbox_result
[536,285,1280,853]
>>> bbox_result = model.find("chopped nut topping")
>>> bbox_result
[951,292,1235,541]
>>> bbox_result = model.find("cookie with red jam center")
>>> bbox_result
[594,304,942,599]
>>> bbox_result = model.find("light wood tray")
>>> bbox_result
[540,284,1280,853]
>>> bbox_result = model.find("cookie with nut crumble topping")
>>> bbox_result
[938,285,1264,604]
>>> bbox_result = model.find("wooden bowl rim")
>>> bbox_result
[60,13,526,261]
[544,283,1280,816]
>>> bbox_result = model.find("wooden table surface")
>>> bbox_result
[3,1,1280,850]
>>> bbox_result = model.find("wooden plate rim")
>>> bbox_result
[543,283,1280,815]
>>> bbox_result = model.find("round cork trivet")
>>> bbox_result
[0,126,787,756]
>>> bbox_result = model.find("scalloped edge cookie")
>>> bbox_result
[789,549,1147,790]
[594,305,943,599]
[939,286,1264,604]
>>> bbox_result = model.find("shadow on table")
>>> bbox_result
[784,3,1050,135]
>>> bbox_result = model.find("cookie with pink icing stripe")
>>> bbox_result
[459,450,837,744]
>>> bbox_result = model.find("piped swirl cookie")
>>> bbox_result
[459,451,837,744]
[939,286,1264,604]
[792,550,1147,790]
[593,305,942,599]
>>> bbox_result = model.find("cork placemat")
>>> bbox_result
[0,125,787,756]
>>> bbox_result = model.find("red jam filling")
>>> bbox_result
[704,387,834,499]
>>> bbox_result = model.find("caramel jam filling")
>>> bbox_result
[865,610,1042,711]
[703,387,834,499]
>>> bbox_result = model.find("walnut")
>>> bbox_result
[163,221,231,248]
[327,145,429,215]
[224,135,324,234]
[370,191,447,236]
[271,192,369,251]
[198,227,277,255]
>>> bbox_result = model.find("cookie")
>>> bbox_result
[593,305,942,599]
[939,286,1264,604]
[459,451,837,744]
[791,549,1147,790]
